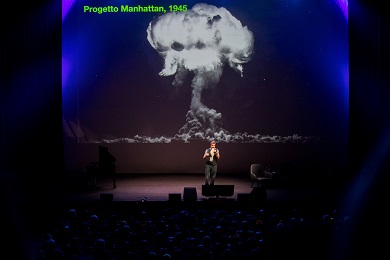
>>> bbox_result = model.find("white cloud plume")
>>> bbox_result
[147,3,254,139]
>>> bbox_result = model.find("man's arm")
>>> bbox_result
[215,149,220,159]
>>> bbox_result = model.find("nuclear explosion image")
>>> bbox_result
[63,3,322,144]
[146,3,255,142]
[62,0,348,172]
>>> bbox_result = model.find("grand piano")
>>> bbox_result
[98,146,117,189]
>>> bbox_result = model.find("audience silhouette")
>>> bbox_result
[31,201,354,259]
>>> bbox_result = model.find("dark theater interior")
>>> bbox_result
[1,0,388,259]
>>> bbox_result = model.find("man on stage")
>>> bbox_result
[203,140,221,185]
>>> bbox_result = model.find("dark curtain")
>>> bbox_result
[349,0,390,172]
[0,1,62,259]
[348,1,389,259]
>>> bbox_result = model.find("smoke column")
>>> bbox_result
[147,3,254,141]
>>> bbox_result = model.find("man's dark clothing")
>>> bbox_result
[204,148,218,185]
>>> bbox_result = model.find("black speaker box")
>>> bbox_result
[169,193,181,202]
[250,187,267,201]
[237,193,251,201]
[100,193,113,201]
[202,185,234,197]
[183,187,197,201]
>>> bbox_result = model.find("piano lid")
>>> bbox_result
[99,146,116,163]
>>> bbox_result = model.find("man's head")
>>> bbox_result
[210,141,216,148]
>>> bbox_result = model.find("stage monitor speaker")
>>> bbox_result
[100,193,113,201]
[169,193,181,202]
[183,187,197,201]
[250,187,267,201]
[237,193,251,202]
[202,185,234,197]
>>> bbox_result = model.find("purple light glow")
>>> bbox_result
[62,0,75,21]
[341,62,350,116]
[335,0,348,21]
[62,57,70,90]
[337,0,349,112]
[62,0,76,92]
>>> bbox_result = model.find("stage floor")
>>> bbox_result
[60,173,349,207]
